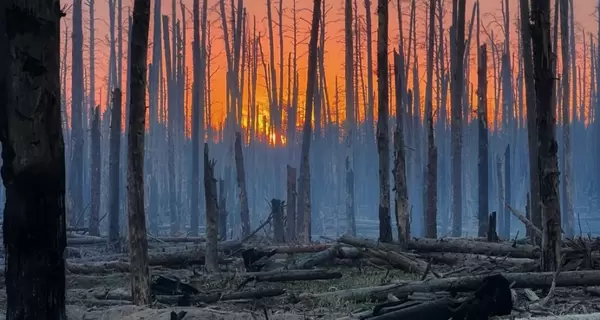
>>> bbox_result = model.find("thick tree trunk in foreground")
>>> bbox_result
[127,0,151,305]
[296,0,321,243]
[531,0,561,272]
[1,1,67,318]
[90,106,101,236]
[424,0,437,239]
[393,51,409,245]
[344,0,356,237]
[204,144,219,272]
[376,0,393,242]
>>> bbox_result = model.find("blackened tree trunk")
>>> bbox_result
[344,0,356,236]
[424,0,437,239]
[109,89,122,247]
[127,0,151,304]
[71,0,85,227]
[90,106,101,236]
[520,0,541,239]
[1,1,67,318]
[477,44,489,237]
[393,51,409,245]
[286,165,297,241]
[296,0,321,243]
[376,0,393,242]
[531,0,561,272]
[451,0,466,237]
[234,132,250,237]
[204,143,219,272]
[190,0,201,237]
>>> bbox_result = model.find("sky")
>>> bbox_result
[61,0,600,132]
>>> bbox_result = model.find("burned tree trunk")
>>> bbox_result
[109,89,122,247]
[424,0,437,239]
[90,106,101,236]
[190,0,201,237]
[451,0,466,237]
[1,1,67,317]
[344,0,356,236]
[520,0,541,237]
[477,44,489,237]
[127,0,151,304]
[234,132,250,237]
[376,0,393,242]
[71,0,85,227]
[559,0,574,237]
[204,144,219,272]
[531,0,561,272]
[286,165,297,241]
[296,0,322,243]
[393,51,409,245]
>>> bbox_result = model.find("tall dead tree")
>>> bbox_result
[531,0,561,272]
[377,0,393,242]
[1,1,67,317]
[71,0,85,227]
[204,144,219,272]
[90,107,101,236]
[424,0,437,239]
[297,0,322,243]
[365,0,375,140]
[148,0,162,235]
[127,0,151,304]
[559,0,574,237]
[477,44,489,237]
[451,0,466,237]
[344,0,356,236]
[520,0,541,236]
[234,132,250,237]
[393,51,409,245]
[108,89,122,247]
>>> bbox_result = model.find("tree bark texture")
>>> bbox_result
[234,132,250,237]
[204,143,219,272]
[108,89,122,246]
[1,1,68,318]
[424,0,437,239]
[477,44,489,238]
[90,106,101,236]
[392,51,409,246]
[127,0,151,305]
[531,0,561,272]
[376,0,393,242]
[286,166,297,241]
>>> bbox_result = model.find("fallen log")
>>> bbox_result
[67,236,207,246]
[296,244,341,269]
[159,288,286,305]
[514,314,600,320]
[407,238,540,259]
[304,270,600,302]
[240,269,342,282]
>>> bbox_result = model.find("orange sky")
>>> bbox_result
[62,0,599,133]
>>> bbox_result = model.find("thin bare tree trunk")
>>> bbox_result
[1,2,67,316]
[344,0,356,237]
[127,0,151,304]
[71,0,85,227]
[90,107,101,236]
[477,43,489,237]
[234,132,250,237]
[109,89,122,247]
[204,144,219,272]
[393,51,410,245]
[424,0,437,239]
[297,0,322,243]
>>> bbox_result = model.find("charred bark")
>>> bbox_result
[204,144,219,272]
[108,89,122,247]
[1,1,67,318]
[393,51,409,245]
[531,0,561,272]
[234,132,250,237]
[477,44,489,237]
[90,106,101,236]
[376,0,393,242]
[127,0,151,304]
[424,0,437,239]
[286,166,297,242]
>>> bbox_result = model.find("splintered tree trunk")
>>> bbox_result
[376,0,392,242]
[451,0,466,237]
[127,0,151,304]
[424,0,437,239]
[286,166,297,241]
[477,44,489,237]
[90,106,101,236]
[1,2,67,317]
[531,0,561,272]
[204,144,219,272]
[109,89,122,247]
[234,132,250,237]
[344,0,356,236]
[297,0,322,243]
[393,51,409,245]
[520,0,541,237]
[559,0,574,237]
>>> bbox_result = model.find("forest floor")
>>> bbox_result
[1,232,600,319]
